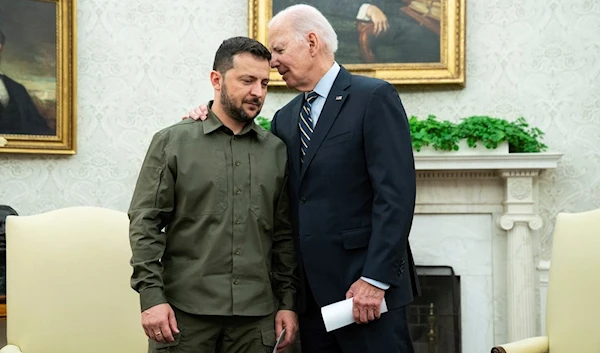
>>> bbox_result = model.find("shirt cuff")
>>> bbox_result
[361,276,390,290]
[356,3,372,21]
[139,287,168,312]
[278,291,296,312]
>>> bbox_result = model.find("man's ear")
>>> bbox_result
[307,32,319,57]
[210,70,223,90]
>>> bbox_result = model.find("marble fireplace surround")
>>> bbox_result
[410,153,562,353]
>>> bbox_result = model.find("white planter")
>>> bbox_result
[414,140,509,156]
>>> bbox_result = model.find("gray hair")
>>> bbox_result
[268,4,338,56]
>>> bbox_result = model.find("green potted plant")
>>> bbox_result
[409,115,461,152]
[410,115,547,153]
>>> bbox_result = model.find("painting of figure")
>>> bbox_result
[272,0,441,64]
[0,0,57,136]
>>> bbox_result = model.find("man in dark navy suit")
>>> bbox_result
[189,5,418,352]
[267,5,418,353]
[0,29,53,135]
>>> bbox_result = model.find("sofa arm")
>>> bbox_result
[491,336,549,353]
[0,345,23,353]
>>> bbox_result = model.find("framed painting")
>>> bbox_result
[0,0,76,154]
[249,0,465,86]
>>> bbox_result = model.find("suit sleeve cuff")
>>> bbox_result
[140,287,168,312]
[361,276,390,290]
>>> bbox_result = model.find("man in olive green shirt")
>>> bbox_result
[128,37,298,353]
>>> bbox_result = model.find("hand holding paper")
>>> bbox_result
[321,297,388,332]
[345,277,387,323]
[274,309,297,351]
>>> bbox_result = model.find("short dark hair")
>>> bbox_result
[0,29,5,46]
[212,36,271,74]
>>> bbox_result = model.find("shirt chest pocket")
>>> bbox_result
[176,146,228,215]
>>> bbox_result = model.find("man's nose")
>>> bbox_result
[250,82,264,97]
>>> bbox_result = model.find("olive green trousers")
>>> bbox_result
[148,306,276,353]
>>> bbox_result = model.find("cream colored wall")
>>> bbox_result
[0,0,599,262]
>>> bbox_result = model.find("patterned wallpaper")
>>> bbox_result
[1,0,599,261]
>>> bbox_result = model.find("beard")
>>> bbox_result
[220,84,262,124]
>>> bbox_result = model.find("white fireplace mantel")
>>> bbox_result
[414,153,562,171]
[410,152,562,350]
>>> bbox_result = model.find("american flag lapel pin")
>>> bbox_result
[335,96,343,101]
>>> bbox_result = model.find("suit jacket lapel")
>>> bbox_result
[300,68,351,182]
[288,96,304,180]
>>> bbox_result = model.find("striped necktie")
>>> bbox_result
[299,91,319,163]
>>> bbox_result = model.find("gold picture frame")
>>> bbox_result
[249,0,465,86]
[0,0,76,154]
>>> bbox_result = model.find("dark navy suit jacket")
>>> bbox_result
[271,67,419,316]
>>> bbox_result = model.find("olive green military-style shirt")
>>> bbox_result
[128,105,297,317]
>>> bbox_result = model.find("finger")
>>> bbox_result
[278,339,290,351]
[275,317,284,338]
[374,22,381,36]
[358,306,369,324]
[383,21,389,33]
[152,327,165,343]
[160,322,174,343]
[142,325,152,339]
[359,307,368,324]
[169,310,180,334]
[367,308,376,322]
[285,328,293,344]
[345,290,353,299]
[192,107,207,121]
[353,303,361,323]
[277,320,291,349]
[278,330,293,351]
[355,299,369,324]
[374,300,382,318]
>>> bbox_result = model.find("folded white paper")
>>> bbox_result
[321,297,388,332]
[272,327,286,353]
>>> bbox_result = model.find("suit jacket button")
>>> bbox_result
[300,197,306,204]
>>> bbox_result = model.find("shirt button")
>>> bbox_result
[235,219,241,224]
[235,161,241,166]
[235,249,241,255]
[300,197,307,204]
[233,279,239,285]
[236,189,242,195]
